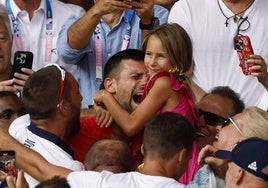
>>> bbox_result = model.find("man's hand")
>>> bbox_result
[0,79,17,93]
[13,68,34,92]
[130,0,154,24]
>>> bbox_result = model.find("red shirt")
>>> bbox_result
[67,117,143,168]
[67,117,114,163]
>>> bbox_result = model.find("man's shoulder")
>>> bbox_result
[9,114,31,136]
[50,0,86,15]
[68,171,184,188]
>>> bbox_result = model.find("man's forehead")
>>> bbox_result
[121,59,146,72]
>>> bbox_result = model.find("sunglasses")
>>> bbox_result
[222,117,244,136]
[44,63,66,106]
[198,110,226,126]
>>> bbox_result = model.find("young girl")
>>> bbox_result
[94,23,199,183]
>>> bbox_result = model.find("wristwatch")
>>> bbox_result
[139,17,159,30]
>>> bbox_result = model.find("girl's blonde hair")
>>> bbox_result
[240,107,268,140]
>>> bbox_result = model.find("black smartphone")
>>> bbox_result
[0,150,17,187]
[13,51,33,74]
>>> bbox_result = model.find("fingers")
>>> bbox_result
[15,170,29,188]
[96,109,112,128]
[198,144,218,165]
[6,175,16,188]
[0,80,18,93]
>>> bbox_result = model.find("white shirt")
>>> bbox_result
[168,0,268,109]
[67,170,186,188]
[9,114,83,188]
[0,0,85,76]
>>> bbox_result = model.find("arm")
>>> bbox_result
[249,55,268,90]
[67,0,131,50]
[0,129,71,181]
[94,77,172,136]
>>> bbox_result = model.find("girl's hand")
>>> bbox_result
[93,89,107,105]
[94,104,113,128]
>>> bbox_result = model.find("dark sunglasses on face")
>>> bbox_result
[198,110,226,126]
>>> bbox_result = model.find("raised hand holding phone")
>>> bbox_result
[233,35,254,75]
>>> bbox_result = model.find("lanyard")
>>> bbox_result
[94,10,135,87]
[6,0,53,63]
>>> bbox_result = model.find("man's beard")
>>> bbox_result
[66,105,81,138]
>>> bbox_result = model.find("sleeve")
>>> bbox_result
[153,5,169,25]
[56,15,93,65]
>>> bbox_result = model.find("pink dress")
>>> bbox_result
[142,71,199,184]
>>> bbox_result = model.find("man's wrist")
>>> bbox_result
[139,17,159,30]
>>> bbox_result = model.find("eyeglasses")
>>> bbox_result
[44,63,66,106]
[198,110,226,126]
[222,117,244,136]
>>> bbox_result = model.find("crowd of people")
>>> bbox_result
[0,0,268,187]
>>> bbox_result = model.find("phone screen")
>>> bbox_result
[0,150,17,187]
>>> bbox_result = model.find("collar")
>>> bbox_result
[9,0,46,18]
[27,122,74,158]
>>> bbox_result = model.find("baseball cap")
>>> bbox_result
[215,137,268,181]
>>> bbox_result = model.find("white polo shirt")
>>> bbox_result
[9,114,83,188]
[67,170,186,188]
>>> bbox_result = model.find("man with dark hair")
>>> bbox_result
[36,176,70,188]
[84,138,134,173]
[0,112,196,188]
[8,64,83,187]
[0,91,25,130]
[196,86,245,149]
[68,49,148,168]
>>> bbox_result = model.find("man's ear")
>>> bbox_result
[141,144,144,156]
[57,100,71,116]
[235,167,244,185]
[177,148,188,164]
[104,78,116,93]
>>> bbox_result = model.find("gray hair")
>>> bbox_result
[0,4,12,39]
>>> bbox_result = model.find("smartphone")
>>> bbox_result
[0,150,17,176]
[233,35,254,75]
[13,51,33,74]
[0,150,17,187]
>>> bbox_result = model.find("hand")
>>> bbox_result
[130,0,154,24]
[93,89,107,105]
[0,79,17,93]
[6,169,29,188]
[198,145,228,179]
[95,104,113,128]
[248,55,268,90]
[13,68,34,92]
[198,144,218,166]
[93,0,131,16]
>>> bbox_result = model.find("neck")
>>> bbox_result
[222,0,254,16]
[102,11,123,28]
[31,119,66,141]
[140,159,172,178]
[14,0,41,19]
